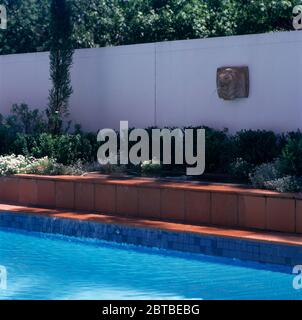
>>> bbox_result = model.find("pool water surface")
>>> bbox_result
[0,228,300,300]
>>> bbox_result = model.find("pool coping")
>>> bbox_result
[0,202,301,247]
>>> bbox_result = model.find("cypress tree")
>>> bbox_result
[47,0,74,134]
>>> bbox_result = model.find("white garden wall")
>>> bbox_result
[0,31,301,133]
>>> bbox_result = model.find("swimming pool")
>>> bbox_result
[0,227,301,300]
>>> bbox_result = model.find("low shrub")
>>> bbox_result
[0,154,33,175]
[141,159,162,175]
[98,163,127,175]
[22,157,66,175]
[6,103,47,134]
[229,158,254,180]
[0,105,99,165]
[0,155,85,176]
[232,129,281,165]
[249,160,283,189]
[278,135,302,177]
[203,127,232,173]
[263,176,302,193]
[249,159,302,193]
[12,132,97,165]
[249,132,302,192]
[59,160,87,176]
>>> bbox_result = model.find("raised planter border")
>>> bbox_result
[0,174,301,234]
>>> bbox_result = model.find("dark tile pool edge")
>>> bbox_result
[0,211,301,266]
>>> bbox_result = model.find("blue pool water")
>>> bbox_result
[0,227,301,300]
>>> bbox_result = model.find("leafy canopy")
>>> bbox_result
[0,0,298,54]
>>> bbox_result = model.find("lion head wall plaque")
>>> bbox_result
[217,66,249,100]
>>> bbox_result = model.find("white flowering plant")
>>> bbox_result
[0,155,85,176]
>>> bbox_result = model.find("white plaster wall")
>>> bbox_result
[0,31,301,133]
[70,44,156,131]
[0,52,50,115]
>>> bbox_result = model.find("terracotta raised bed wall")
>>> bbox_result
[0,174,301,234]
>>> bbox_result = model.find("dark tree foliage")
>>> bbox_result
[0,0,298,54]
[46,0,74,134]
[0,0,50,54]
